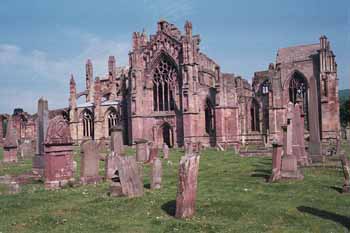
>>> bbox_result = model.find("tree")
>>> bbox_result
[340,99,350,127]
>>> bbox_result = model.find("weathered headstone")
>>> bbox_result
[175,152,200,219]
[340,151,349,193]
[135,138,148,162]
[110,125,124,155]
[269,138,283,182]
[146,141,152,161]
[19,139,34,158]
[151,158,162,189]
[163,143,169,160]
[105,152,119,180]
[308,78,323,162]
[3,117,18,163]
[33,98,49,175]
[80,140,102,184]
[185,141,193,154]
[44,115,74,189]
[110,155,143,198]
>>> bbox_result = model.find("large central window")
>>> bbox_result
[153,56,177,111]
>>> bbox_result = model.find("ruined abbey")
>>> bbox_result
[0,20,341,153]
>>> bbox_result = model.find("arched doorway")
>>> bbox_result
[161,123,174,148]
[289,71,309,130]
[251,98,260,132]
[205,94,216,146]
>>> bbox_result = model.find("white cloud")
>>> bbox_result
[0,32,130,114]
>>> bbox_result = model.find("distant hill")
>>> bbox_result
[339,89,349,103]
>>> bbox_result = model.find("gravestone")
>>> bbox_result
[110,155,143,198]
[340,151,349,193]
[280,103,304,180]
[162,143,169,160]
[44,115,74,189]
[33,98,49,175]
[3,117,18,163]
[185,141,193,154]
[175,152,200,219]
[150,158,162,189]
[19,139,34,158]
[308,78,323,162]
[110,125,124,155]
[146,141,152,161]
[135,139,148,162]
[269,138,283,182]
[80,140,102,184]
[105,152,119,180]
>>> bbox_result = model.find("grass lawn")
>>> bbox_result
[0,144,349,233]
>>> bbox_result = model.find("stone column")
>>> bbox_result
[175,152,200,219]
[44,116,74,190]
[33,98,49,176]
[135,139,148,162]
[110,125,124,155]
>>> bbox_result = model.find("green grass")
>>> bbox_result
[0,145,349,233]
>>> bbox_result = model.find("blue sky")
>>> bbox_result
[0,0,349,113]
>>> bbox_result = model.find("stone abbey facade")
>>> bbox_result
[66,20,340,150]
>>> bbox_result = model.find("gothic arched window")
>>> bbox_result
[107,109,121,135]
[82,110,94,138]
[289,72,309,129]
[153,56,177,111]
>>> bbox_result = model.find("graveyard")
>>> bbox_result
[0,143,349,232]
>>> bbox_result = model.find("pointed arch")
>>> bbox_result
[105,106,121,136]
[81,109,94,138]
[251,98,260,132]
[152,52,179,112]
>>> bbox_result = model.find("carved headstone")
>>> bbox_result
[135,138,148,162]
[162,143,169,160]
[110,125,124,155]
[113,155,143,198]
[151,158,162,189]
[44,115,74,189]
[3,117,18,163]
[340,151,350,193]
[280,103,304,180]
[33,98,49,175]
[80,140,101,184]
[175,152,200,219]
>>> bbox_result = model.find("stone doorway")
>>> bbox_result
[161,123,174,148]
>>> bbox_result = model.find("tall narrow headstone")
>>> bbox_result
[33,98,49,175]
[3,117,18,163]
[135,139,148,162]
[175,152,200,219]
[44,115,74,189]
[150,158,162,189]
[146,147,158,164]
[340,151,350,193]
[292,103,308,166]
[308,78,322,162]
[80,140,102,184]
[280,103,303,180]
[110,125,124,155]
